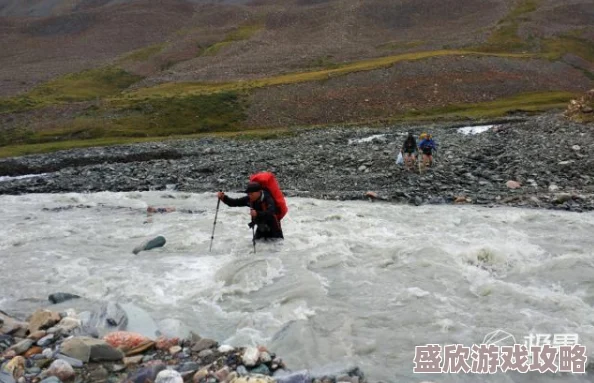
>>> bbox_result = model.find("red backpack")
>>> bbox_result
[249,172,288,221]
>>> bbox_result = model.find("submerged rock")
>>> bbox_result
[48,293,80,305]
[133,236,166,254]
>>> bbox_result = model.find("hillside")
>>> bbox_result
[0,0,593,157]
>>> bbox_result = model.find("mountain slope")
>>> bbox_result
[0,0,593,156]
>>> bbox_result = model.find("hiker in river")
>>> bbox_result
[217,182,284,241]
[418,132,438,168]
[400,132,418,170]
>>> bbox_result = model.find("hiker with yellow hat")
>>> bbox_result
[418,132,437,168]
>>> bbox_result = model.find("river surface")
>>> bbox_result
[1,191,593,383]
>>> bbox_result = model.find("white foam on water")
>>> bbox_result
[0,173,48,182]
[1,191,594,382]
[347,134,387,144]
[457,124,498,135]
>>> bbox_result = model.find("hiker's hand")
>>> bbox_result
[250,209,258,218]
[217,192,225,200]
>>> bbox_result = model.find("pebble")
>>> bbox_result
[56,354,84,368]
[250,364,271,376]
[169,346,182,355]
[37,334,54,347]
[218,345,235,353]
[242,347,260,367]
[155,369,183,383]
[42,348,54,359]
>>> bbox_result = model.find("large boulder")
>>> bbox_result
[77,301,160,339]
[565,89,594,123]
[60,336,124,362]
[0,311,27,337]
[27,309,61,333]
[78,302,127,338]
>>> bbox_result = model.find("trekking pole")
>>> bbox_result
[209,191,222,252]
[251,220,256,253]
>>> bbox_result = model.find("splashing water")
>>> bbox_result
[1,191,593,382]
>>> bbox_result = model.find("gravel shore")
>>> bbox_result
[1,297,366,383]
[0,113,593,212]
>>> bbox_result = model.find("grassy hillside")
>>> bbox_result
[0,0,593,157]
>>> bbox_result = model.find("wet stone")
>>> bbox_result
[178,362,200,373]
[250,364,271,376]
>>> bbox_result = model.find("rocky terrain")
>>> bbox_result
[0,295,366,383]
[0,112,592,212]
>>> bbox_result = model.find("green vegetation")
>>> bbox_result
[478,0,541,52]
[0,126,296,158]
[0,66,144,114]
[542,33,594,62]
[1,92,247,148]
[0,90,577,158]
[119,43,166,62]
[0,96,40,114]
[2,1,590,160]
[29,66,143,103]
[202,24,262,56]
[541,31,594,79]
[129,50,534,99]
[401,91,575,121]
[0,49,536,115]
[507,0,540,20]
[477,2,594,65]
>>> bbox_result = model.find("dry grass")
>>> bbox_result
[201,24,263,56]
[126,50,535,99]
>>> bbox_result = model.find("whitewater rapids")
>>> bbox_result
[1,191,593,383]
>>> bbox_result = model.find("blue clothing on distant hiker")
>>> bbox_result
[418,138,437,155]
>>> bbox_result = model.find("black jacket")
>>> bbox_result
[222,191,284,240]
[402,137,417,153]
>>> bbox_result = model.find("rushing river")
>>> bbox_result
[1,191,593,383]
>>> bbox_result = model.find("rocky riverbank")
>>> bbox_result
[0,296,367,383]
[0,112,593,212]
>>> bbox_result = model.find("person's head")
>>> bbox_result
[405,132,415,144]
[245,182,262,202]
[420,132,427,140]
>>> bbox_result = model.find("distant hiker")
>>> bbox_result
[418,132,438,167]
[400,132,417,170]
[217,181,284,241]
